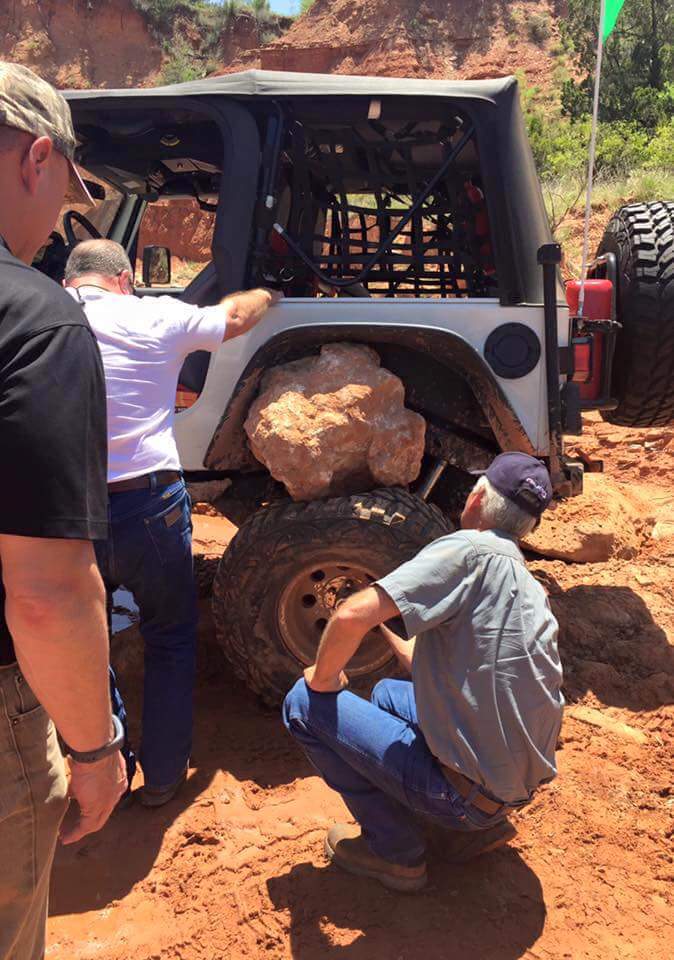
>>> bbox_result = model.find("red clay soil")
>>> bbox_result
[248,0,566,89]
[0,0,162,89]
[47,412,673,960]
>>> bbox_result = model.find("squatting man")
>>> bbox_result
[284,453,564,892]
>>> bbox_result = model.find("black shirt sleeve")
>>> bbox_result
[0,323,108,540]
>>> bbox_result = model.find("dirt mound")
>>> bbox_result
[523,473,654,562]
[0,0,161,88]
[256,0,565,87]
[570,413,674,498]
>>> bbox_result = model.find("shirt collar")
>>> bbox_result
[69,284,116,299]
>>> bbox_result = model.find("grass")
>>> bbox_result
[542,168,674,276]
[543,169,674,224]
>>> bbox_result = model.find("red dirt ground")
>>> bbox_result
[48,414,673,960]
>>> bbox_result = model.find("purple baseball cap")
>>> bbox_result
[486,452,553,518]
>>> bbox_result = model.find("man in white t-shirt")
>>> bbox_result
[64,239,278,806]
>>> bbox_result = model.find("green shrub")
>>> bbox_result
[527,13,551,46]
[595,122,649,177]
[159,35,203,84]
[645,120,674,170]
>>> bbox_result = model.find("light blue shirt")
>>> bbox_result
[377,528,563,804]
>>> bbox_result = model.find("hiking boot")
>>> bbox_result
[139,767,188,808]
[325,823,427,893]
[431,819,518,863]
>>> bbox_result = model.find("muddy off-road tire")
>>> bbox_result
[598,201,674,427]
[212,488,451,705]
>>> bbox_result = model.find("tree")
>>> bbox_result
[561,0,674,129]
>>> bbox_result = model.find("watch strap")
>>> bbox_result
[63,714,124,764]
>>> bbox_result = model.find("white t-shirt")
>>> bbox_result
[68,287,227,482]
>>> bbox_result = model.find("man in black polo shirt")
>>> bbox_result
[0,63,126,960]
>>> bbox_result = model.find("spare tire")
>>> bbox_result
[598,201,674,427]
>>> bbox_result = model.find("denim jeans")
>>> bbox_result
[283,678,507,867]
[96,476,197,789]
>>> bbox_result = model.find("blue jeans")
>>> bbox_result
[283,678,507,867]
[96,477,198,789]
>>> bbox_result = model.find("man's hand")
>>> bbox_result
[222,287,282,341]
[60,750,127,845]
[377,623,416,675]
[304,664,349,693]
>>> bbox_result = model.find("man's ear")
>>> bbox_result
[468,485,486,511]
[21,136,54,195]
[120,269,134,295]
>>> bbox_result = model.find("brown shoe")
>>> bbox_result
[325,824,427,893]
[430,819,518,863]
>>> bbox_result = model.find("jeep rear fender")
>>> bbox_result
[204,325,536,471]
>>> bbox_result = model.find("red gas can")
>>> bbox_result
[565,279,613,402]
[566,278,612,319]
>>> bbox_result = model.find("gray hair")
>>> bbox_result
[472,475,538,539]
[0,124,28,154]
[64,239,132,284]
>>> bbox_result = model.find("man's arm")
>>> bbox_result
[306,586,402,692]
[220,288,281,341]
[2,535,111,749]
[0,535,126,844]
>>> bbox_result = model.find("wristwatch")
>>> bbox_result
[62,714,124,764]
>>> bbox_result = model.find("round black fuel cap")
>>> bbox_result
[484,323,541,379]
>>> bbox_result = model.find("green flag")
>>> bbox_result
[603,0,627,40]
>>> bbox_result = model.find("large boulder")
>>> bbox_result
[244,343,426,501]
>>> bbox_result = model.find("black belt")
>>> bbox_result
[108,470,182,493]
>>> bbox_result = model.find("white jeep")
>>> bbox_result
[38,71,673,702]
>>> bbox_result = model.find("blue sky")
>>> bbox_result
[205,1,303,14]
[269,0,302,12]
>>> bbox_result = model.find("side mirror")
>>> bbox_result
[142,245,171,287]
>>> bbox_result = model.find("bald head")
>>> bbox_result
[64,239,133,289]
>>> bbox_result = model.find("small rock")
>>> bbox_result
[566,705,649,745]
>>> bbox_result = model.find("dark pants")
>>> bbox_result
[96,476,197,789]
[283,678,507,867]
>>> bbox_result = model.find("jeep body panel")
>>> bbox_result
[173,298,569,470]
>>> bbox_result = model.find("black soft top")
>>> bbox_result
[64,71,556,305]
[64,69,516,103]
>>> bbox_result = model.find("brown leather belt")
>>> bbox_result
[108,470,182,494]
[440,764,506,816]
